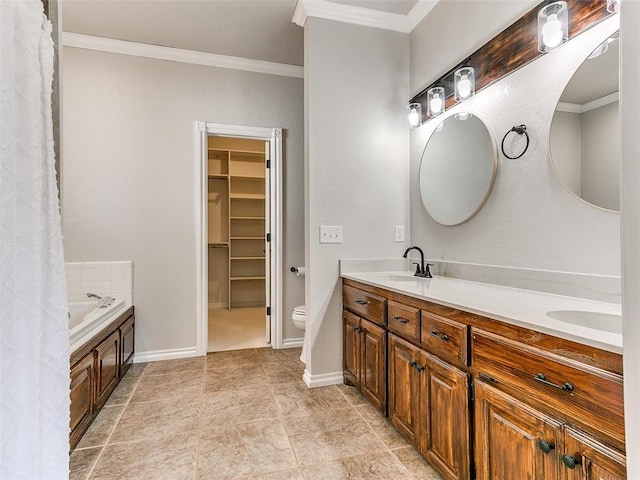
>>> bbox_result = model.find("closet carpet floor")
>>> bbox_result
[70,347,443,480]
[208,307,270,352]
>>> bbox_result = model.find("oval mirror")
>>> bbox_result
[419,114,497,226]
[550,30,619,211]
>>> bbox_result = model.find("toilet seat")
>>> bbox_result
[293,305,306,317]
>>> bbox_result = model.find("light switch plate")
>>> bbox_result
[395,225,405,242]
[320,226,343,244]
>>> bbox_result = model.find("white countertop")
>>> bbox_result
[341,271,623,354]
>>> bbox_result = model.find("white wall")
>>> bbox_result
[409,13,620,276]
[410,0,540,95]
[550,111,582,196]
[304,18,409,378]
[582,101,620,210]
[621,1,640,474]
[62,47,304,356]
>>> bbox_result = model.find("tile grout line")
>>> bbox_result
[351,402,420,480]
[268,363,308,480]
[193,354,208,480]
[79,369,141,480]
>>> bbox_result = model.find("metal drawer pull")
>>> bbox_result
[478,373,498,384]
[534,373,574,392]
[392,315,409,324]
[430,330,450,341]
[415,364,425,372]
[561,454,580,469]
[355,299,368,305]
[537,440,555,454]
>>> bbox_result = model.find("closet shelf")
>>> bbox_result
[230,276,266,281]
[230,216,265,220]
[231,256,265,260]
[230,193,265,200]
[208,174,229,179]
[208,242,229,248]
[231,174,265,180]
[230,236,263,240]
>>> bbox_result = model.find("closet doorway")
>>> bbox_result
[196,122,283,355]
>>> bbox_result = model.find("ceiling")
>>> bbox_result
[62,0,421,66]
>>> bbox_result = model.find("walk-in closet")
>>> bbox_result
[207,135,269,351]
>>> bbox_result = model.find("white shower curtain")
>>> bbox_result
[0,1,70,478]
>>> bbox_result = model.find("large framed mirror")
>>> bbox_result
[550,29,619,211]
[419,114,497,226]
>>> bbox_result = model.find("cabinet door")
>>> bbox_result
[343,310,361,387]
[70,353,94,449]
[475,380,562,480]
[418,351,470,480]
[360,318,386,412]
[561,427,626,480]
[388,334,419,442]
[95,330,120,408]
[120,315,135,377]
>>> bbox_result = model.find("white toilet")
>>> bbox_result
[292,305,306,363]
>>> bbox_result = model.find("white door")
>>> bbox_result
[264,141,271,343]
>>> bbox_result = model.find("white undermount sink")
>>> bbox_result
[545,310,622,334]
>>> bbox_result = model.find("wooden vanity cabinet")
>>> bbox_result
[388,334,421,442]
[69,307,135,450]
[342,310,386,411]
[472,329,626,480]
[474,379,563,480]
[388,333,470,480]
[69,353,94,449]
[120,315,135,376]
[95,330,120,409]
[342,279,626,480]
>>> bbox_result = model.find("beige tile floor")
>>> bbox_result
[70,347,444,480]
[208,307,269,352]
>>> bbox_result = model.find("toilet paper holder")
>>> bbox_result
[290,266,305,276]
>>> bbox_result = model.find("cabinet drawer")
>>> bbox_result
[420,311,468,366]
[388,301,420,342]
[343,285,386,326]
[472,328,624,446]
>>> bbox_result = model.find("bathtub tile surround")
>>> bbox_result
[69,347,443,480]
[65,261,133,305]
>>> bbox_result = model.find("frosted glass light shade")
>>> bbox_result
[454,67,475,102]
[607,0,620,13]
[427,87,445,117]
[408,103,422,129]
[538,1,568,53]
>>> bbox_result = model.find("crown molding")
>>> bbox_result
[62,32,304,79]
[293,0,441,34]
[557,91,619,114]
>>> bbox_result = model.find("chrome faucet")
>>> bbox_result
[87,292,115,308]
[403,246,433,278]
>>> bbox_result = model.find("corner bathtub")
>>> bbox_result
[69,299,126,353]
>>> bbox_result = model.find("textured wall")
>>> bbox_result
[621,2,640,474]
[305,18,410,377]
[62,47,304,355]
[409,13,620,276]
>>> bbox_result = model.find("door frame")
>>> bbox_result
[195,121,284,354]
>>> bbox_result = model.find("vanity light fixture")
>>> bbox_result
[538,1,569,53]
[454,67,475,102]
[455,112,472,121]
[408,102,422,129]
[607,0,620,13]
[427,87,445,117]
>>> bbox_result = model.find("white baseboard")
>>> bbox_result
[303,370,343,388]
[133,346,200,363]
[282,337,304,348]
[208,302,227,309]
